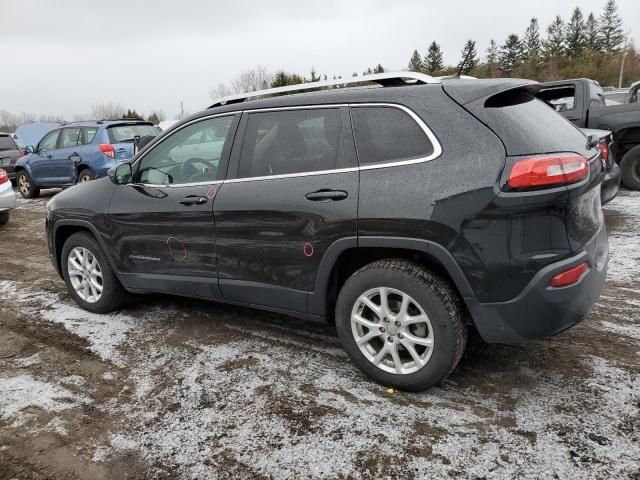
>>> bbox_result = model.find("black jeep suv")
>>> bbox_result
[45,73,608,391]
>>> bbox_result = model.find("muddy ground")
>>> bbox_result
[0,188,638,480]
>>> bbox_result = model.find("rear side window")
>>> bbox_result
[60,128,81,148]
[480,90,588,156]
[83,127,98,145]
[108,124,158,143]
[351,106,433,165]
[0,136,18,151]
[238,108,343,178]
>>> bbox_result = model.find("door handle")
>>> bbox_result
[305,189,348,202]
[179,195,208,206]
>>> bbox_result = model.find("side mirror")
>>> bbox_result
[108,163,132,185]
[26,145,35,154]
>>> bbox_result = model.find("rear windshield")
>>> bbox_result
[107,124,158,143]
[0,136,18,151]
[476,89,588,156]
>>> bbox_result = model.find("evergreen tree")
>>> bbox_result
[565,7,586,59]
[486,39,499,77]
[458,40,478,75]
[270,71,304,88]
[424,41,444,74]
[523,18,541,60]
[585,12,601,52]
[543,15,566,58]
[373,64,385,74]
[123,109,141,119]
[147,112,160,124]
[309,67,321,82]
[499,34,523,74]
[598,0,624,53]
[408,49,423,72]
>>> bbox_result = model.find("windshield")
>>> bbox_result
[0,136,18,151]
[107,124,158,143]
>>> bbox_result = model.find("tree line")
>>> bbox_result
[408,0,638,86]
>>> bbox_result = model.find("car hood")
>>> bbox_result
[14,122,60,147]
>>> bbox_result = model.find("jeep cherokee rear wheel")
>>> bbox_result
[335,259,467,391]
[61,232,129,313]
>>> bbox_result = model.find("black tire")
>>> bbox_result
[335,259,467,392]
[620,145,640,191]
[0,211,9,224]
[77,168,94,183]
[61,232,130,313]
[16,171,40,199]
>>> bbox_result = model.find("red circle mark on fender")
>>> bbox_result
[207,185,218,199]
[167,236,187,261]
[303,242,314,257]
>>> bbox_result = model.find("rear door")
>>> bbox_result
[213,106,358,313]
[108,114,239,298]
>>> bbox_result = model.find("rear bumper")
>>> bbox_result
[0,181,17,211]
[468,223,608,343]
[601,162,620,205]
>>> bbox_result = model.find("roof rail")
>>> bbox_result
[208,71,440,108]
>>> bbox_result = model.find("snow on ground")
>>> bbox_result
[603,190,640,283]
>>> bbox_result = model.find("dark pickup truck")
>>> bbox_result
[537,78,640,191]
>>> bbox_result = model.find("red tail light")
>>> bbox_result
[598,140,609,163]
[508,153,588,190]
[99,144,115,158]
[0,169,7,185]
[550,262,589,288]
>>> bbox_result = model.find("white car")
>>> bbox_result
[0,168,17,224]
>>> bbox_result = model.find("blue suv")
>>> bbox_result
[15,120,158,198]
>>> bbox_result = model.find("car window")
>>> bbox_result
[83,127,98,145]
[238,108,342,178]
[0,136,18,151]
[351,106,434,165]
[537,86,576,112]
[137,115,233,185]
[108,124,158,143]
[38,130,60,152]
[60,128,81,148]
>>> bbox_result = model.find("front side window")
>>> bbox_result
[38,130,60,152]
[238,108,342,178]
[60,128,81,148]
[137,115,234,185]
[351,106,434,165]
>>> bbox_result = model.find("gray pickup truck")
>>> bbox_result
[537,78,640,191]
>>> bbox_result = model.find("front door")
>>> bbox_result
[30,128,61,183]
[108,114,239,299]
[214,107,358,313]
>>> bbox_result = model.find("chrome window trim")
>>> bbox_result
[131,103,442,187]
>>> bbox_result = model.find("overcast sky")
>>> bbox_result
[1,0,638,120]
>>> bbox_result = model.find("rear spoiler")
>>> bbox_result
[443,79,541,106]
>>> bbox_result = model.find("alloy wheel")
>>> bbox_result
[67,246,103,303]
[18,175,29,196]
[350,287,434,375]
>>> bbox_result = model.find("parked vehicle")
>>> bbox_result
[581,128,619,204]
[15,120,159,199]
[0,133,23,182]
[14,122,60,149]
[0,169,17,224]
[537,79,640,190]
[625,81,639,104]
[46,73,609,391]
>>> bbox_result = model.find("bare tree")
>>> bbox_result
[209,65,274,100]
[90,102,125,120]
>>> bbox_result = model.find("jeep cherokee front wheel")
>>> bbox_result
[335,259,467,391]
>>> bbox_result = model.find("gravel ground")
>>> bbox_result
[0,188,638,480]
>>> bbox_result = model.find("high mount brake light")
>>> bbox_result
[507,153,588,190]
[99,144,115,158]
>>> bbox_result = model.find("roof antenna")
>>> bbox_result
[455,41,476,78]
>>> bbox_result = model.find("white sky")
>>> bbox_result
[1,0,638,119]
